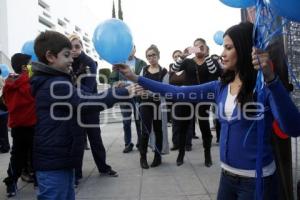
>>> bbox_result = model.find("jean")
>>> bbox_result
[172,104,194,148]
[217,170,277,200]
[120,99,141,146]
[5,126,34,183]
[139,102,163,155]
[0,112,10,152]
[36,169,75,200]
[76,113,111,179]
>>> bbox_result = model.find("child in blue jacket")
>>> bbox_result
[30,30,135,200]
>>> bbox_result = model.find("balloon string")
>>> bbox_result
[132,98,162,156]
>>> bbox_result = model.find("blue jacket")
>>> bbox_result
[137,76,300,169]
[30,62,129,171]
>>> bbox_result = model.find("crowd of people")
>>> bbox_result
[0,21,299,200]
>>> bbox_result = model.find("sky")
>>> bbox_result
[50,0,241,68]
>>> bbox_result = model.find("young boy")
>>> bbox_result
[30,30,134,200]
[2,53,36,197]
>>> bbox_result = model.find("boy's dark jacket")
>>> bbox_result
[30,62,129,171]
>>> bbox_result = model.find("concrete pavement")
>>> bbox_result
[0,122,221,200]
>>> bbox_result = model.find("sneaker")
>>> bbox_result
[3,179,16,198]
[123,143,133,153]
[21,172,34,183]
[100,169,118,177]
[0,149,9,153]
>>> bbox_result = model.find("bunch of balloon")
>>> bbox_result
[21,40,38,62]
[213,31,224,46]
[267,0,300,22]
[93,18,133,64]
[219,0,255,8]
[0,64,10,79]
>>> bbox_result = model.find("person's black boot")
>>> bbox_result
[150,152,161,168]
[176,150,185,166]
[204,149,212,167]
[140,155,149,169]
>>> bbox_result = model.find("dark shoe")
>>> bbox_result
[185,146,192,152]
[204,149,212,167]
[192,135,199,139]
[136,143,139,149]
[140,157,149,169]
[100,169,119,177]
[170,146,179,151]
[3,178,16,198]
[123,143,134,153]
[150,153,161,168]
[176,152,185,166]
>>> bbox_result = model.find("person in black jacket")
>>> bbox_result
[69,34,119,186]
[171,38,222,167]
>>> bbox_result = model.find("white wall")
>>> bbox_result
[0,0,9,55]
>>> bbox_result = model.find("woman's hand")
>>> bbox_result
[252,48,275,83]
[113,64,138,83]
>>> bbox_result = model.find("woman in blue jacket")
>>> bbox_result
[115,22,300,200]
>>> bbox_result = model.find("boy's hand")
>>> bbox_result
[252,47,275,83]
[126,84,145,97]
[114,81,126,88]
[113,64,138,83]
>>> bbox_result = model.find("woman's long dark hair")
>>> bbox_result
[220,22,257,106]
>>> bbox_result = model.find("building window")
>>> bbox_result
[75,26,81,33]
[38,0,50,11]
[58,19,66,28]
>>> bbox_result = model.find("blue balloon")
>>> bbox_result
[0,64,10,79]
[21,40,38,62]
[268,0,300,22]
[219,0,255,8]
[213,31,224,46]
[93,19,133,64]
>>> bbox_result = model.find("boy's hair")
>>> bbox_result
[34,31,72,64]
[11,53,31,74]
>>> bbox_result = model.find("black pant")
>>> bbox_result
[197,105,212,150]
[76,113,111,179]
[172,104,194,149]
[4,126,34,184]
[0,113,10,152]
[139,102,163,155]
